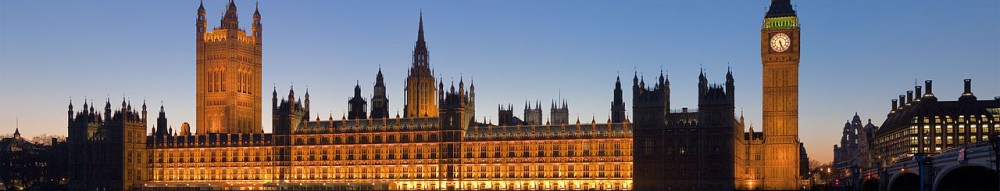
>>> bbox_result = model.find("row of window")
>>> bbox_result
[293,133,441,145]
[154,163,631,181]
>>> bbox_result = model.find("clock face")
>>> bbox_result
[770,33,791,52]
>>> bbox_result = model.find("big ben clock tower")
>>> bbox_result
[760,0,801,189]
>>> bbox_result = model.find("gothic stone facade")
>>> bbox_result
[733,0,805,190]
[65,1,815,190]
[67,100,149,190]
[195,0,263,134]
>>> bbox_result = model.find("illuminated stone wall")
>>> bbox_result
[756,0,803,189]
[195,1,263,134]
[146,119,632,190]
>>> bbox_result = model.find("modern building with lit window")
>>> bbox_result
[872,79,1000,166]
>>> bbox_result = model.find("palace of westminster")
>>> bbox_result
[66,0,809,190]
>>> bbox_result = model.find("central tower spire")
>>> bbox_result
[417,11,425,48]
[404,11,438,118]
[413,11,429,67]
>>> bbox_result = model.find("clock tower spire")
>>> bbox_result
[759,0,801,190]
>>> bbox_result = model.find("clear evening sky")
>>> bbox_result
[1,1,997,163]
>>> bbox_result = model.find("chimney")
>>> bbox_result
[906,91,913,106]
[924,80,934,97]
[891,99,898,113]
[682,107,689,113]
[898,95,906,109]
[914,86,922,103]
[963,79,973,96]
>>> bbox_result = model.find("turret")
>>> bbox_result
[662,70,671,110]
[550,99,569,125]
[141,100,147,122]
[221,0,239,30]
[371,68,390,118]
[498,104,515,126]
[288,85,295,107]
[698,69,708,96]
[348,82,368,120]
[458,77,465,96]
[68,99,74,123]
[272,86,278,112]
[439,81,474,130]
[252,1,262,42]
[104,98,112,122]
[611,75,626,123]
[196,0,206,36]
[156,104,168,137]
[632,72,639,92]
[305,88,311,117]
[121,98,127,114]
[726,68,735,103]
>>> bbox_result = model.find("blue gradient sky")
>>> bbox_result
[1,0,997,163]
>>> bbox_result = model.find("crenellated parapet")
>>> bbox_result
[295,116,440,134]
[438,78,475,131]
[272,87,309,134]
[67,97,149,190]
[147,133,273,148]
[697,69,735,106]
[465,121,631,141]
[68,98,148,141]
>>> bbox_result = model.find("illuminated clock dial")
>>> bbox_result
[770,33,791,52]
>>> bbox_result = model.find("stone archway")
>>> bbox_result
[935,165,998,191]
[889,173,919,191]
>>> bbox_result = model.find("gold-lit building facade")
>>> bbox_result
[734,0,806,190]
[65,1,816,190]
[144,2,634,190]
[146,107,634,190]
[195,0,264,134]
